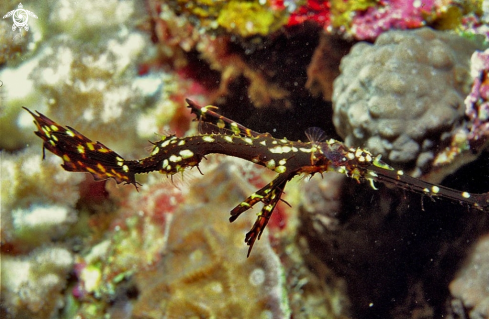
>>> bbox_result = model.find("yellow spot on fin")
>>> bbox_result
[373,155,393,170]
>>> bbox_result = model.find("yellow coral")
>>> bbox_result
[217,1,288,37]
[330,0,378,29]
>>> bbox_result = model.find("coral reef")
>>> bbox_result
[0,19,31,65]
[333,27,486,175]
[430,48,489,181]
[27,33,154,152]
[465,48,489,151]
[166,0,289,38]
[287,0,331,27]
[48,0,143,40]
[149,0,328,116]
[1,0,204,317]
[0,0,41,67]
[1,148,83,251]
[446,1,489,42]
[329,0,488,41]
[64,157,348,318]
[1,245,74,319]
[0,0,196,152]
[72,175,184,308]
[4,0,489,318]
[132,160,291,318]
[348,0,438,41]
[330,0,377,35]
[216,1,289,37]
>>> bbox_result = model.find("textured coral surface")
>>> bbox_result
[333,27,487,174]
[132,161,290,319]
[2,0,489,318]
[1,245,74,318]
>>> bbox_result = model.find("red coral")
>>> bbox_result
[287,0,331,27]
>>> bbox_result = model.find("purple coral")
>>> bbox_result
[465,48,489,151]
[351,0,436,41]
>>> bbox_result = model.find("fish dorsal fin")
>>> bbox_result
[305,127,328,143]
[186,99,261,137]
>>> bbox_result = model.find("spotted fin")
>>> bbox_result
[186,99,261,137]
[230,173,289,256]
[24,107,138,187]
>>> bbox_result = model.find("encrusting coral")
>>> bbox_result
[65,159,294,318]
[0,0,199,317]
[27,33,154,153]
[465,48,489,151]
[132,160,291,318]
[333,27,487,175]
[1,148,83,250]
[165,0,289,38]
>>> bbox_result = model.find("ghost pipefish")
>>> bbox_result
[24,100,489,256]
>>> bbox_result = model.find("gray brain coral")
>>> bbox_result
[332,27,486,174]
